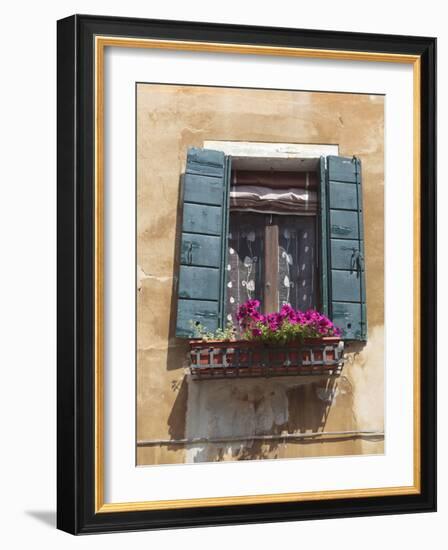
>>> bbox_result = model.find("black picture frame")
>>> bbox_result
[57,14,436,534]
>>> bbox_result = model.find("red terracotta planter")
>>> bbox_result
[189,337,344,379]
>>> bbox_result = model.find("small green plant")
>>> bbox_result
[189,319,236,341]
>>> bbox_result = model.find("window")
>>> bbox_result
[226,164,319,318]
[176,147,366,340]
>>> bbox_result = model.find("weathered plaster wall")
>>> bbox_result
[136,84,384,465]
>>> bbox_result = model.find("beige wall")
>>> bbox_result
[136,84,384,465]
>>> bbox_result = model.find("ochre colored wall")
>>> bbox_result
[136,84,384,465]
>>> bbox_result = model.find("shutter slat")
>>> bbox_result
[329,182,358,210]
[327,156,357,183]
[332,302,362,340]
[186,148,225,177]
[178,266,220,301]
[176,148,229,337]
[331,239,360,270]
[331,270,362,302]
[180,234,221,268]
[330,210,359,239]
[176,300,219,338]
[184,173,225,206]
[321,156,367,340]
[182,203,222,236]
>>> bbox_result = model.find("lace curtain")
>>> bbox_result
[278,216,318,311]
[226,212,265,323]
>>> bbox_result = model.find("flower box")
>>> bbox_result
[189,337,344,380]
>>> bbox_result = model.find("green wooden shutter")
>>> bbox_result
[319,155,367,340]
[175,147,230,338]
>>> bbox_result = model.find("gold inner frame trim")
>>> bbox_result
[94,35,421,513]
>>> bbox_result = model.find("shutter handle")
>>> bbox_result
[358,252,364,272]
[187,242,193,265]
[350,249,364,277]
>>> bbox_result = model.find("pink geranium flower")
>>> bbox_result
[236,299,342,343]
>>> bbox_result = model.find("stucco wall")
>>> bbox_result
[136,84,384,465]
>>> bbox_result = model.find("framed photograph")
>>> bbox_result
[57,14,436,534]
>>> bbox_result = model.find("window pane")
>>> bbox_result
[278,216,318,311]
[226,212,265,323]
